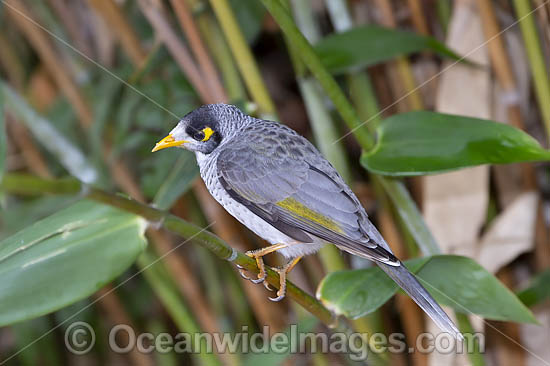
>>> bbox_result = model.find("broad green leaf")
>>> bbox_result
[0,200,147,326]
[362,111,550,176]
[315,25,463,74]
[318,255,536,323]
[517,269,550,307]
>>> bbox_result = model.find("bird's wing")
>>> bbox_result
[216,123,398,265]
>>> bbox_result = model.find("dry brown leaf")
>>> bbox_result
[477,192,538,273]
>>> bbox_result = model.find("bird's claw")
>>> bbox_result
[236,248,296,302]
[263,281,275,291]
[236,264,253,281]
[235,263,266,284]
[251,275,266,284]
[269,291,286,302]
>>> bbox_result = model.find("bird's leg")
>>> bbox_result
[269,256,302,302]
[236,243,289,284]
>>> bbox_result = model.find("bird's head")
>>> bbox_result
[152,104,247,155]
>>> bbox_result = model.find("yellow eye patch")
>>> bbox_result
[201,127,214,142]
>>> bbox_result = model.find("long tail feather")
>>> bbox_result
[378,261,463,340]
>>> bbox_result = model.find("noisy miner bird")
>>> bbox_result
[152,104,462,339]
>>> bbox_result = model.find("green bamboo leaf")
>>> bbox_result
[517,269,550,307]
[315,25,464,74]
[0,200,147,326]
[318,255,537,323]
[362,111,550,176]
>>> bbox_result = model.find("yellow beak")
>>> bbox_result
[151,134,188,152]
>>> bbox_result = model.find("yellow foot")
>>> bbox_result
[269,256,302,302]
[235,243,289,285]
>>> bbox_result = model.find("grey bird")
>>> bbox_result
[152,103,462,340]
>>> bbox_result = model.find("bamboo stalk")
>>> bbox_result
[208,0,277,117]
[455,312,485,366]
[138,0,215,103]
[169,0,228,102]
[5,0,93,127]
[491,268,526,366]
[96,287,154,366]
[137,251,220,366]
[406,0,430,35]
[7,119,51,179]
[373,0,424,111]
[147,230,225,338]
[48,0,93,58]
[86,0,147,66]
[185,0,246,101]
[0,32,25,89]
[476,0,537,191]
[260,0,373,148]
[512,0,550,141]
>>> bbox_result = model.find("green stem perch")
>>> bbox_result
[512,0,550,142]
[1,173,334,326]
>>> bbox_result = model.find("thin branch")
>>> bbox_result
[5,0,93,127]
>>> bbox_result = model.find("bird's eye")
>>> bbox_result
[192,130,205,141]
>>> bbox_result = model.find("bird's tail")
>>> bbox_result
[378,261,463,340]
